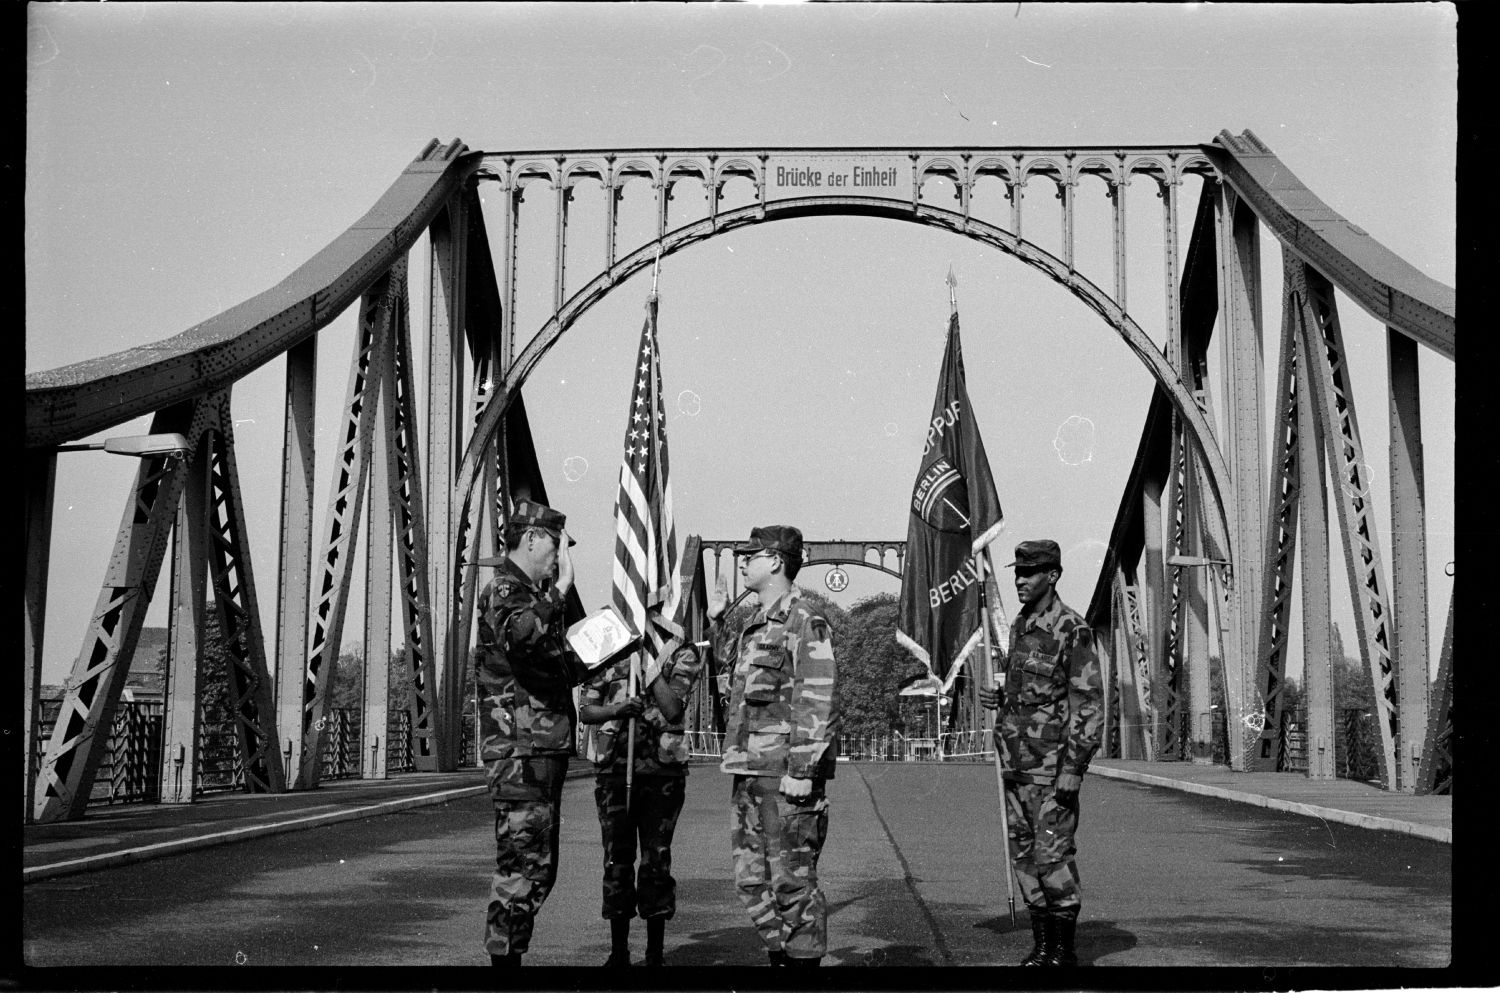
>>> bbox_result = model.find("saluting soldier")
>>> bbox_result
[578,627,704,967]
[472,499,588,967]
[707,525,840,968]
[978,539,1104,967]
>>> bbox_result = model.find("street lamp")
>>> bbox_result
[54,433,191,457]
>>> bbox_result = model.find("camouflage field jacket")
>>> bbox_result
[580,642,704,777]
[474,559,585,773]
[718,588,840,780]
[997,589,1104,785]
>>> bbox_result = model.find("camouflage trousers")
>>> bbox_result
[730,774,830,960]
[484,755,568,956]
[594,774,687,920]
[1004,778,1082,920]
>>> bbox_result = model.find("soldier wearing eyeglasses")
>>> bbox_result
[708,525,840,968]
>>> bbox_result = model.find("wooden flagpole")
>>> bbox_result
[977,546,1017,925]
[626,249,664,813]
[949,267,1017,925]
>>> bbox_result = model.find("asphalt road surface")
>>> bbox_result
[23,762,1450,969]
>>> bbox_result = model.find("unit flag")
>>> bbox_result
[896,312,1007,692]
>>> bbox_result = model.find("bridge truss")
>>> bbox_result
[24,133,1454,822]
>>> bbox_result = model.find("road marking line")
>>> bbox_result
[25,784,489,883]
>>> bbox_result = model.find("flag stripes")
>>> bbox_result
[610,296,683,665]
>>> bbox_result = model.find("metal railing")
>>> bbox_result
[686,730,997,763]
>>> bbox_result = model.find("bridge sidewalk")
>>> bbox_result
[23,757,1449,884]
[22,765,584,883]
[1089,758,1451,844]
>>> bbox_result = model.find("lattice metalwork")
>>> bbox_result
[384,269,443,770]
[1288,261,1399,790]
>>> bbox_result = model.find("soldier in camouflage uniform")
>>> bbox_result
[979,539,1103,967]
[472,500,588,967]
[578,633,704,967]
[708,525,840,968]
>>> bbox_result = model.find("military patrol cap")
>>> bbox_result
[1006,539,1062,572]
[511,499,575,545]
[733,525,803,561]
[472,499,574,566]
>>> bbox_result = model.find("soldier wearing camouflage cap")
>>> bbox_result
[578,624,705,967]
[978,539,1103,967]
[472,499,588,966]
[707,525,841,968]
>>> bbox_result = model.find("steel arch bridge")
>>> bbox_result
[24,133,1455,823]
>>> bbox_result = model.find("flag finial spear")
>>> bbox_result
[946,265,958,316]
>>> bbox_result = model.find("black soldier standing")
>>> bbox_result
[472,499,588,967]
[978,539,1103,967]
[578,630,704,966]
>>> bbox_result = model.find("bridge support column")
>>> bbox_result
[24,451,56,821]
[1387,330,1429,792]
[1295,320,1336,780]
[427,195,469,772]
[1141,465,1168,759]
[275,338,317,792]
[1214,185,1267,772]
[363,338,395,780]
[160,440,210,804]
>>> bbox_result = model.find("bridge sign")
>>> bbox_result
[824,567,849,592]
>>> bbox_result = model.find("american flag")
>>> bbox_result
[610,294,683,664]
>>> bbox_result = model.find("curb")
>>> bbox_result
[24,785,490,883]
[26,766,602,884]
[1089,765,1451,844]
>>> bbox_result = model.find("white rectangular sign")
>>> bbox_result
[764,154,912,200]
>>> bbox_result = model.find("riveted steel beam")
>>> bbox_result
[362,346,393,781]
[1387,330,1430,791]
[199,390,285,794]
[34,400,204,822]
[427,195,468,772]
[1204,130,1454,358]
[296,269,395,789]
[25,140,474,449]
[1416,584,1452,795]
[161,466,207,804]
[1295,313,1336,781]
[274,337,317,784]
[387,278,442,771]
[24,451,56,821]
[1215,183,1267,772]
[1250,261,1307,771]
[1289,260,1399,790]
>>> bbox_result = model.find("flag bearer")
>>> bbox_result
[578,629,704,967]
[473,500,587,966]
[708,525,841,968]
[978,539,1103,966]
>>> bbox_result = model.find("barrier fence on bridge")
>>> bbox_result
[31,699,480,808]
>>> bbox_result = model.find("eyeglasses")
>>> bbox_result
[742,550,778,563]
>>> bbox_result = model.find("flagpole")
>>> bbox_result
[627,269,659,815]
[976,545,1017,926]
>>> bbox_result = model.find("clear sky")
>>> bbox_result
[27,2,1457,692]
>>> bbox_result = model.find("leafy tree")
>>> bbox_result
[837,593,929,737]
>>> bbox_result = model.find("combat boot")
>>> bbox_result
[784,955,822,967]
[1019,913,1050,966]
[490,952,522,966]
[603,917,631,966]
[643,917,666,966]
[1052,914,1078,966]
[766,949,788,966]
